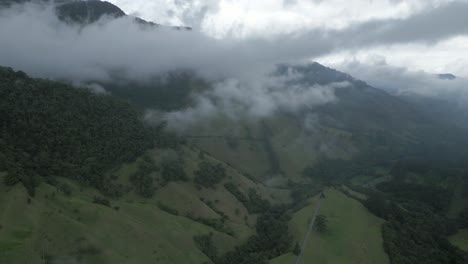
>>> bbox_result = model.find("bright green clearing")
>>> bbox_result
[270,189,389,264]
[449,229,468,252]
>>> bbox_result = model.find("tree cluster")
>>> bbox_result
[224,183,271,214]
[161,160,188,186]
[194,162,226,188]
[363,177,466,264]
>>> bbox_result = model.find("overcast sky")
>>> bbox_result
[108,0,468,77]
[0,0,466,127]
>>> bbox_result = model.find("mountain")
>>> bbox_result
[1,65,468,264]
[1,1,468,263]
[56,0,126,24]
[170,63,468,187]
[401,94,468,129]
[0,66,295,263]
[0,0,192,29]
[94,62,468,186]
[438,73,457,80]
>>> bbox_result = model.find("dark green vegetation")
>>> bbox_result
[458,207,468,229]
[350,159,468,264]
[161,160,188,185]
[194,162,227,188]
[101,72,206,110]
[0,68,296,263]
[224,183,271,214]
[195,205,292,264]
[315,215,327,233]
[129,160,157,198]
[271,189,390,264]
[56,0,126,24]
[2,59,468,264]
[0,67,170,196]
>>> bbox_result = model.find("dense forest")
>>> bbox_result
[354,159,468,264]
[195,205,292,264]
[0,67,175,195]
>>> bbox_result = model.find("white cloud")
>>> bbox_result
[107,0,468,79]
[318,36,468,77]
[147,71,347,130]
[109,0,460,38]
[324,56,468,105]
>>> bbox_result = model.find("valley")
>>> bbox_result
[1,1,468,263]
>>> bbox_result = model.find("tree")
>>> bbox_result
[59,183,72,196]
[292,242,301,256]
[161,160,188,185]
[315,215,328,233]
[364,191,388,219]
[458,206,468,228]
[130,169,155,197]
[194,162,226,188]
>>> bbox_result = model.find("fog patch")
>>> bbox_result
[333,58,468,105]
[147,70,349,130]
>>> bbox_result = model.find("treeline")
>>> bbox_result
[303,155,383,185]
[381,202,465,264]
[360,178,467,264]
[224,183,271,214]
[377,181,452,213]
[194,162,226,188]
[194,205,292,264]
[0,67,178,195]
[333,155,468,264]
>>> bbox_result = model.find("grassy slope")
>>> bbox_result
[448,182,468,253]
[0,145,291,264]
[0,181,215,264]
[448,181,468,218]
[188,115,357,187]
[449,229,468,252]
[270,189,389,264]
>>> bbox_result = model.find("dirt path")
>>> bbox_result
[294,197,323,264]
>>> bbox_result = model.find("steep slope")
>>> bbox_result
[0,146,291,264]
[56,0,126,24]
[182,63,468,186]
[0,67,160,195]
[0,67,293,264]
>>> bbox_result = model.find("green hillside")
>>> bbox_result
[450,229,468,252]
[1,41,468,264]
[0,66,294,263]
[270,189,389,264]
[0,143,292,263]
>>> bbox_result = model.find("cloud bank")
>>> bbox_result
[148,71,348,130]
[109,0,458,37]
[332,58,468,106]
[0,1,467,128]
[1,1,467,83]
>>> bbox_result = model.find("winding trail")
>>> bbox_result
[294,196,323,264]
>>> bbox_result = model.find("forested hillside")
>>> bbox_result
[0,67,174,196]
[1,1,468,263]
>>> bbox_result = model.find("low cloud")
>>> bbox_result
[333,58,468,105]
[1,2,467,129]
[146,71,348,130]
[1,2,467,83]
